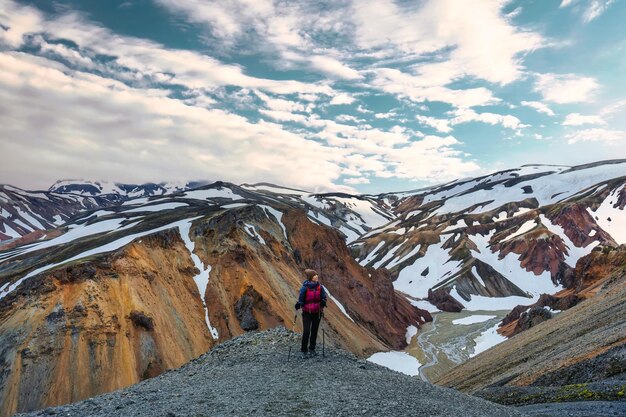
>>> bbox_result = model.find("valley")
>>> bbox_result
[409,309,511,382]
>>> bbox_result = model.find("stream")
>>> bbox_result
[406,310,511,382]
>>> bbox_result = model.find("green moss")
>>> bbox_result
[559,383,587,394]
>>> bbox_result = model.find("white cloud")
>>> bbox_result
[374,111,398,120]
[259,109,308,123]
[384,136,481,181]
[600,99,626,116]
[534,73,599,104]
[415,115,452,133]
[520,100,555,116]
[584,1,616,22]
[302,116,480,181]
[0,51,345,191]
[329,93,356,105]
[9,4,336,99]
[0,50,481,190]
[344,177,370,185]
[449,108,526,130]
[563,113,605,126]
[0,0,556,191]
[0,1,42,48]
[368,68,499,108]
[566,128,626,144]
[351,0,543,85]
[154,0,544,86]
[154,0,271,43]
[307,55,362,80]
[255,91,309,112]
[560,0,617,22]
[356,105,373,114]
[154,0,362,81]
[335,114,363,123]
[153,0,546,113]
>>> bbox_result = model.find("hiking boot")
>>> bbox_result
[309,349,317,356]
[300,350,308,358]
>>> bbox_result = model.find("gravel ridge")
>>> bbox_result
[16,328,525,417]
[517,400,626,416]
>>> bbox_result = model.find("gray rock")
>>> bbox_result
[16,328,525,417]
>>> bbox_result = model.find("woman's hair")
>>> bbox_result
[304,269,318,280]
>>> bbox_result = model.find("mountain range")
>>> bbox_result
[0,159,625,416]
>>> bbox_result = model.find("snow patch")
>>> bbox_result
[539,214,599,267]
[322,286,355,322]
[405,325,418,344]
[367,351,421,376]
[393,241,462,299]
[1,223,21,238]
[123,202,188,213]
[16,208,47,229]
[450,288,535,311]
[183,188,243,201]
[470,322,507,357]
[243,223,266,245]
[502,220,536,242]
[428,163,626,217]
[408,299,441,313]
[0,218,201,301]
[372,240,406,269]
[452,315,496,325]
[178,220,219,339]
[260,206,288,240]
[359,241,385,266]
[221,203,249,209]
[2,217,140,261]
[241,184,308,196]
[588,188,626,244]
[385,243,422,269]
[471,266,485,287]
[469,231,561,297]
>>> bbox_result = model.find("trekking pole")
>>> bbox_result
[288,312,298,363]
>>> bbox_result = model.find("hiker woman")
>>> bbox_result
[295,269,327,356]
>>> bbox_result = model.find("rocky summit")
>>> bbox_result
[15,328,524,417]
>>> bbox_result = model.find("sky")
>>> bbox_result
[1,0,625,194]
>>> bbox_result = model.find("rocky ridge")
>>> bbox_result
[15,328,525,417]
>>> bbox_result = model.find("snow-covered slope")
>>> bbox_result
[49,179,208,197]
[1,180,396,244]
[240,183,395,243]
[0,184,116,242]
[353,160,626,312]
[3,160,626,314]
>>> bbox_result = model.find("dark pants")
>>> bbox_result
[301,312,322,352]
